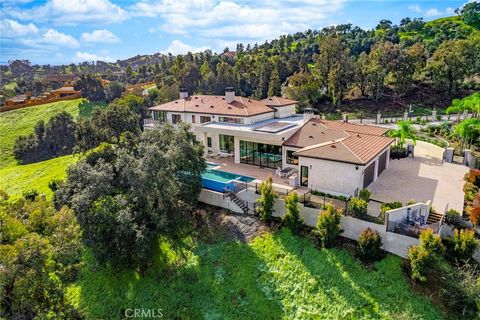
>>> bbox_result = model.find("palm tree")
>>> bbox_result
[388,120,417,149]
[453,118,480,150]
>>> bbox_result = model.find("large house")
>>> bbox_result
[146,88,394,196]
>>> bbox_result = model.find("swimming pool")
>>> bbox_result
[202,163,255,192]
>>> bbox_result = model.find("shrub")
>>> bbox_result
[347,197,368,218]
[470,207,480,226]
[257,177,275,222]
[282,192,303,233]
[23,189,39,201]
[313,204,343,248]
[408,245,433,282]
[380,201,403,214]
[48,179,63,192]
[407,199,417,205]
[359,189,371,202]
[408,229,444,282]
[445,229,478,262]
[357,228,383,262]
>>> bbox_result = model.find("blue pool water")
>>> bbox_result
[202,163,254,192]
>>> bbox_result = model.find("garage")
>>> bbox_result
[363,161,375,188]
[378,150,387,175]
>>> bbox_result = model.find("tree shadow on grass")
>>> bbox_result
[78,100,107,118]
[274,229,444,319]
[74,236,284,319]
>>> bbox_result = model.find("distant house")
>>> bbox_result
[49,85,81,98]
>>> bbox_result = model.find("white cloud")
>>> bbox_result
[408,4,422,13]
[75,51,115,62]
[19,28,79,48]
[0,19,38,37]
[425,8,442,17]
[134,0,346,44]
[9,0,128,25]
[81,29,120,43]
[162,40,209,55]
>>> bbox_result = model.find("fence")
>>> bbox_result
[0,94,82,113]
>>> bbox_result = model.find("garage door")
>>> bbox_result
[377,151,387,176]
[363,161,375,188]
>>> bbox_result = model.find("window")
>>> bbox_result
[218,117,243,124]
[207,137,212,148]
[240,140,282,169]
[192,115,196,123]
[286,150,299,165]
[172,114,181,124]
[153,111,166,122]
[219,134,234,153]
[200,116,211,123]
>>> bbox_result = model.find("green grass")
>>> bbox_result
[67,230,444,319]
[0,154,77,199]
[0,98,106,169]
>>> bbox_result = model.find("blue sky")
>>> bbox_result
[0,0,469,65]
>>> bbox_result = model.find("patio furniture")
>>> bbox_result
[278,167,294,178]
[217,151,230,158]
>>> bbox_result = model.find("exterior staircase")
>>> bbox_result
[427,211,443,224]
[224,190,249,214]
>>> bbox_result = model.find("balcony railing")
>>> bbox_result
[143,119,160,127]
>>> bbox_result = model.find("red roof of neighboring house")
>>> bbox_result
[149,95,275,117]
[51,86,80,93]
[261,96,298,107]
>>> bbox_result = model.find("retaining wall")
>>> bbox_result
[200,188,419,257]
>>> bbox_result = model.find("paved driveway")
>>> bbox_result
[368,141,468,213]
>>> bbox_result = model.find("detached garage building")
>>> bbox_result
[283,118,394,196]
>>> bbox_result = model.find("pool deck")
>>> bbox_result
[206,156,302,194]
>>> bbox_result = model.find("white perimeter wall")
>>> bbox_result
[274,105,296,118]
[200,188,419,258]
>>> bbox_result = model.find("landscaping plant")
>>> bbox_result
[359,189,371,202]
[257,177,275,222]
[357,228,383,262]
[282,191,303,233]
[445,228,478,262]
[313,204,343,248]
[408,229,444,282]
[347,197,368,218]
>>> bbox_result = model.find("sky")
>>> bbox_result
[0,0,470,65]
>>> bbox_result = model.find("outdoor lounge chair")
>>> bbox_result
[217,151,230,158]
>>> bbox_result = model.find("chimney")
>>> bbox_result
[303,108,315,122]
[225,87,235,104]
[179,87,189,99]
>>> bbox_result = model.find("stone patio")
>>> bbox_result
[368,140,468,213]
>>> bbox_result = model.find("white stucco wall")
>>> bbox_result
[298,157,364,196]
[274,105,296,118]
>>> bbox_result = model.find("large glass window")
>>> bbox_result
[286,150,299,165]
[153,111,166,122]
[200,116,211,123]
[172,114,181,124]
[240,140,282,169]
[219,134,234,153]
[219,117,243,124]
[207,137,212,148]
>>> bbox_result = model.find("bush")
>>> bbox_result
[445,229,478,262]
[357,228,383,262]
[442,263,480,318]
[380,201,403,214]
[470,207,480,226]
[257,177,275,222]
[282,192,303,233]
[359,189,371,202]
[313,204,343,248]
[23,189,39,201]
[347,197,368,218]
[408,229,444,282]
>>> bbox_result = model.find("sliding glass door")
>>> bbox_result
[239,140,282,169]
[219,134,234,153]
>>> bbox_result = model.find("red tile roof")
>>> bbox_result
[261,96,298,107]
[149,95,275,117]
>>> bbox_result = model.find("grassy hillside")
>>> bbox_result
[0,154,77,199]
[0,98,105,169]
[0,98,106,198]
[67,230,444,319]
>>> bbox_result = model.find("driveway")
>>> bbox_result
[368,141,468,213]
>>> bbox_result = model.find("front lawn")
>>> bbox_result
[67,230,444,319]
